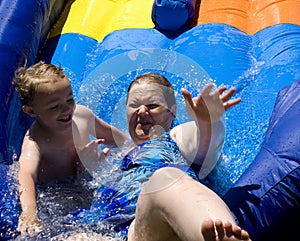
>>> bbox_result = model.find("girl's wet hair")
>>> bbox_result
[127,72,176,109]
[13,61,67,106]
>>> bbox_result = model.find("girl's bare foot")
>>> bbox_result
[201,219,252,241]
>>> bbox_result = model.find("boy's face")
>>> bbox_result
[26,77,75,131]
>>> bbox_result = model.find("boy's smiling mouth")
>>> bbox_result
[58,115,72,122]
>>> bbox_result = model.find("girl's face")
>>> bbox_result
[27,77,75,132]
[126,82,175,145]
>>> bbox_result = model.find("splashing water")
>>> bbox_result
[0,152,128,240]
[0,49,274,239]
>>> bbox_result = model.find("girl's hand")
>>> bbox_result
[182,83,241,123]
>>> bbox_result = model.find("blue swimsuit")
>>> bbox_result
[73,130,198,235]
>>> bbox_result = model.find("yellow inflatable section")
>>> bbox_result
[49,0,154,41]
[49,0,300,41]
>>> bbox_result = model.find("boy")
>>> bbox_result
[13,61,128,235]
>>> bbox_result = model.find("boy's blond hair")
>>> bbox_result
[13,61,67,106]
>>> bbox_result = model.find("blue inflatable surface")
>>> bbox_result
[224,80,300,241]
[0,0,300,240]
[40,23,300,193]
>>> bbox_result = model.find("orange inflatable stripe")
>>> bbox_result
[197,0,300,34]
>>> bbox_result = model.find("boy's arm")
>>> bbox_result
[76,104,129,147]
[74,105,128,173]
[17,135,43,234]
[94,115,129,147]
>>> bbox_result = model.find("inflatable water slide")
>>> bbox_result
[0,0,300,240]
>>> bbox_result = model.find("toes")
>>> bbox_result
[224,221,234,237]
[201,219,217,240]
[215,219,225,239]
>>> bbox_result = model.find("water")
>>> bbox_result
[0,154,127,241]
[1,48,278,239]
[75,49,272,196]
[0,163,20,240]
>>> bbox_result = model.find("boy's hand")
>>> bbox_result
[17,212,43,236]
[79,139,110,174]
[182,83,241,123]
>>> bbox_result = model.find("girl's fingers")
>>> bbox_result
[220,87,237,102]
[183,84,241,114]
[181,88,193,106]
[215,85,227,95]
[224,98,242,110]
[201,83,215,96]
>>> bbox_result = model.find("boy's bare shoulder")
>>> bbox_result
[22,128,38,146]
[74,104,92,112]
[24,121,43,140]
[72,105,95,135]
[73,104,93,117]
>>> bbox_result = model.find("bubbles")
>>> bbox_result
[0,159,128,240]
[1,47,274,238]
[76,48,211,132]
[75,48,250,194]
[0,162,21,239]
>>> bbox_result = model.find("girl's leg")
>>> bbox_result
[128,167,251,241]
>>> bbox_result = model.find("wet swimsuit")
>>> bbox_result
[73,129,198,235]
